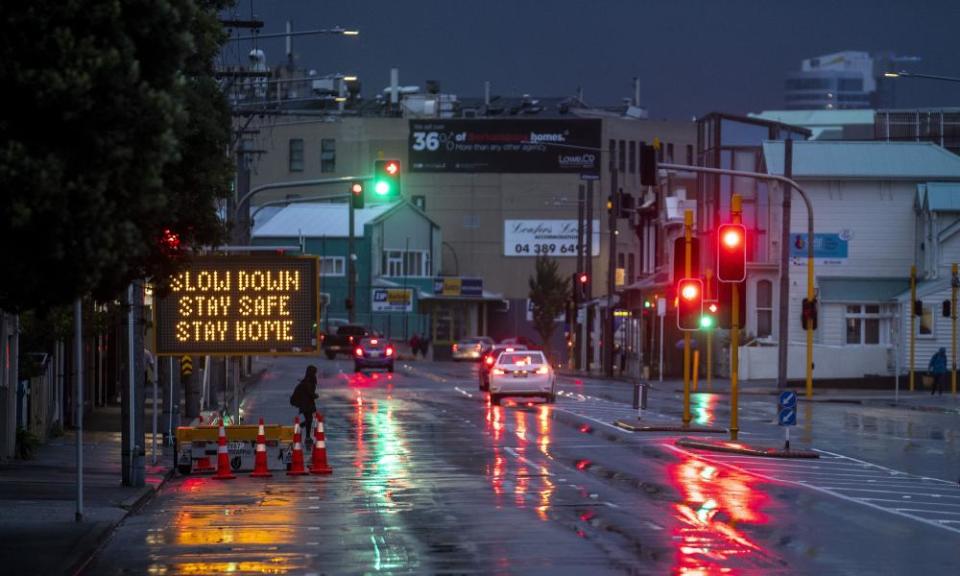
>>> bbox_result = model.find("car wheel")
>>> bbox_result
[354,364,362,373]
[177,463,192,475]
[491,394,501,406]
[545,393,556,404]
[325,351,336,360]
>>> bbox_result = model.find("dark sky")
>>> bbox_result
[221,0,960,119]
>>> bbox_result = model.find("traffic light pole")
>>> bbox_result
[682,209,693,427]
[730,195,742,440]
[953,263,958,395]
[705,268,713,391]
[659,161,816,398]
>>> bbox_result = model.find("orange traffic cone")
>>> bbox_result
[212,424,236,480]
[309,412,333,475]
[194,414,215,473]
[250,417,272,478]
[287,416,308,476]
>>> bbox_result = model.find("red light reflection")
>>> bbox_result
[668,455,777,574]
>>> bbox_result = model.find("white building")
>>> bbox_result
[739,140,960,380]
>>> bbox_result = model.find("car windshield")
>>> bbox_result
[497,352,545,366]
[338,326,367,336]
[361,338,386,349]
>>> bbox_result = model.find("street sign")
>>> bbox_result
[657,297,666,317]
[777,391,797,426]
[154,255,319,356]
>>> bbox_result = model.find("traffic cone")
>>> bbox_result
[309,412,333,475]
[287,416,308,476]
[250,417,272,478]
[194,414,215,473]
[212,424,236,480]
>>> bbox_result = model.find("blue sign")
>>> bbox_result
[789,233,848,260]
[778,391,797,426]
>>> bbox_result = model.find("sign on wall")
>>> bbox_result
[371,288,414,312]
[409,119,602,174]
[154,256,319,355]
[789,233,849,266]
[433,277,483,296]
[504,220,601,257]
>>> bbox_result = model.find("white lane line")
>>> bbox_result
[816,487,960,499]
[504,446,553,475]
[813,448,957,485]
[862,498,960,508]
[664,444,960,536]
[895,508,960,516]
[798,479,950,489]
[553,407,634,434]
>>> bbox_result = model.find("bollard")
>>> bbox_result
[633,382,648,418]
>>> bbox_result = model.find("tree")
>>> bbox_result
[528,255,570,360]
[0,0,233,311]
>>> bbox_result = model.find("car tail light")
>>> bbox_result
[349,335,354,344]
[385,347,394,357]
[505,347,515,352]
[492,368,505,375]
[452,343,458,352]
[484,355,494,366]
[536,366,549,375]
[354,347,363,357]
[371,338,379,345]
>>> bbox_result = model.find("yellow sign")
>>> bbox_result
[442,277,462,296]
[615,267,625,287]
[154,256,319,355]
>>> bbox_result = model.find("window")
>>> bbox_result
[845,305,882,344]
[756,280,773,338]
[686,144,694,165]
[319,256,345,276]
[627,253,635,284]
[608,139,616,171]
[618,139,626,172]
[382,250,430,277]
[289,138,304,172]
[320,138,336,173]
[666,143,674,163]
[919,304,934,337]
[628,141,637,173]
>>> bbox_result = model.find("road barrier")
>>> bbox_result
[175,421,295,475]
[309,413,333,475]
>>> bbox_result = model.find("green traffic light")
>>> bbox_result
[375,181,390,195]
[699,315,714,329]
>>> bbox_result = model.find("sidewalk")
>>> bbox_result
[0,405,170,575]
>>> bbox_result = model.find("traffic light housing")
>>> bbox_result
[676,278,703,331]
[717,223,747,282]
[640,144,658,186]
[717,280,746,329]
[700,301,718,330]
[574,272,589,301]
[802,298,818,330]
[914,300,923,317]
[372,159,402,200]
[350,182,364,209]
[943,300,951,318]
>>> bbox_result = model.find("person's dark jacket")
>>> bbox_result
[292,377,318,414]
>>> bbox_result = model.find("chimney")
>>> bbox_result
[285,21,293,67]
[634,77,641,107]
[484,81,491,106]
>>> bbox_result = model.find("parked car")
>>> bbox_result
[322,324,370,359]
[354,337,395,373]
[452,336,495,361]
[478,344,527,391]
[488,350,556,405]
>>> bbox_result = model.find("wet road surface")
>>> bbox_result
[83,357,960,575]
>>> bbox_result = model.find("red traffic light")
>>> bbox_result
[680,282,699,300]
[161,229,180,251]
[707,302,718,314]
[384,160,400,175]
[676,278,703,331]
[578,273,588,284]
[351,183,363,195]
[717,223,747,282]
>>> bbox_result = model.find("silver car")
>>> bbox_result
[451,336,495,361]
[488,350,556,405]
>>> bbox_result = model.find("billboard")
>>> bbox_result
[371,288,414,312]
[154,256,319,355]
[504,219,601,257]
[409,119,602,174]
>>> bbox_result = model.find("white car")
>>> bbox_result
[488,350,556,405]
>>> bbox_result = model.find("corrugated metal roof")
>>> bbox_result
[750,109,875,129]
[251,203,396,238]
[819,277,909,303]
[921,182,960,211]
[763,140,960,179]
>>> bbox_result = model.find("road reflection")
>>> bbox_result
[693,394,719,426]
[668,454,778,574]
[484,401,555,521]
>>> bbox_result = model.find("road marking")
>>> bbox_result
[504,447,553,475]
[665,444,960,536]
[813,448,956,485]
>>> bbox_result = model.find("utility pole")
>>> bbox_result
[605,174,619,377]
[777,138,793,390]
[953,263,958,395]
[682,209,693,427]
[730,195,743,440]
[910,265,916,392]
[585,179,594,371]
[348,198,356,323]
[576,184,586,370]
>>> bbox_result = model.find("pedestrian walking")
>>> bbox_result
[409,333,421,358]
[927,347,947,396]
[290,365,320,441]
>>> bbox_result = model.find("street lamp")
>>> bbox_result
[883,70,960,83]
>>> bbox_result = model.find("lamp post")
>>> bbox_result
[883,71,960,83]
